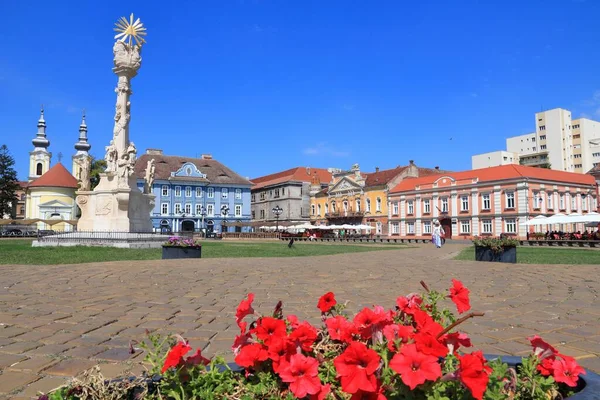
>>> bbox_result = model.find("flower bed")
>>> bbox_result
[41,279,595,399]
[473,237,518,263]
[162,236,202,259]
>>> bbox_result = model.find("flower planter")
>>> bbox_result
[475,245,516,263]
[161,245,202,259]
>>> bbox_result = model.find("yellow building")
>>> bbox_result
[310,161,445,235]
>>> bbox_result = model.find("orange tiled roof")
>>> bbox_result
[391,164,596,193]
[28,163,79,189]
[251,167,332,190]
[364,166,448,187]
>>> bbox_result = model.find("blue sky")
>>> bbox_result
[2,0,600,181]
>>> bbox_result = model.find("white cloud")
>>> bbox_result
[303,142,350,157]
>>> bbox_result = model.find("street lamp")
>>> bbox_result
[200,207,207,237]
[272,205,283,232]
[221,205,229,233]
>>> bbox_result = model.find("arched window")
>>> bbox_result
[36,163,43,176]
[366,199,371,212]
[317,204,321,216]
[311,205,316,215]
[325,203,329,214]
[356,199,361,212]
[343,201,348,212]
[331,201,336,213]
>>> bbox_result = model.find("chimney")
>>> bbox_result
[201,154,213,160]
[306,167,311,175]
[146,149,163,155]
[375,167,380,173]
[409,160,415,165]
[435,166,440,170]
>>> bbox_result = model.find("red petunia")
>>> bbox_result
[236,293,255,329]
[289,322,318,352]
[414,332,449,358]
[538,357,555,376]
[441,332,472,353]
[234,343,268,369]
[552,355,585,387]
[286,314,300,329]
[267,335,295,373]
[411,309,444,337]
[350,387,387,400]
[161,341,192,373]
[389,343,441,390]
[528,335,558,359]
[326,316,357,343]
[278,353,322,398]
[317,292,337,313]
[396,293,423,315]
[334,341,381,394]
[185,348,211,367]
[383,324,413,352]
[252,317,287,344]
[309,383,331,400]
[457,351,492,400]
[449,279,471,314]
[353,307,391,340]
[232,331,252,356]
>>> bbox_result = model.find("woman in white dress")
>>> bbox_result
[432,220,445,248]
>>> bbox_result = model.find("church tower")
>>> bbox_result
[28,107,52,182]
[72,111,91,180]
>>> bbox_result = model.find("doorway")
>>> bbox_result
[181,220,195,232]
[440,218,452,239]
[206,220,214,234]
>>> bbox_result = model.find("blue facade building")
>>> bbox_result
[135,150,252,233]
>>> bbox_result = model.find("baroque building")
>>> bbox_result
[251,167,332,225]
[310,161,446,235]
[134,150,252,233]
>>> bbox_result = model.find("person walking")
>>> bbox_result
[432,220,445,248]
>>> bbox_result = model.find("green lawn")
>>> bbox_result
[0,239,404,265]
[455,246,600,265]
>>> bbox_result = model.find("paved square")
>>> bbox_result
[0,243,598,398]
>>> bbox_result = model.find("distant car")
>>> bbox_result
[37,230,56,237]
[5,229,22,236]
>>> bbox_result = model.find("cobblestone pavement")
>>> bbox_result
[0,243,599,398]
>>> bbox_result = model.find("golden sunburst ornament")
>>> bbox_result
[114,13,147,46]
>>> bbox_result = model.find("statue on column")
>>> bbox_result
[144,158,155,194]
[104,140,118,173]
[77,157,91,191]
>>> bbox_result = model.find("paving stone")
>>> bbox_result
[8,356,58,373]
[13,375,66,398]
[95,347,140,362]
[0,342,41,354]
[0,353,27,368]
[0,371,39,394]
[44,359,97,377]
[62,346,107,359]
[25,343,74,356]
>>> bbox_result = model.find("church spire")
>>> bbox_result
[74,110,91,156]
[32,105,50,150]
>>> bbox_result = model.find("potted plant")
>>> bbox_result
[161,236,202,259]
[473,236,518,263]
[39,279,599,399]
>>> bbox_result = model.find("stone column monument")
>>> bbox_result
[76,14,155,232]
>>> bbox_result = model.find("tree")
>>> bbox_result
[0,145,20,219]
[90,157,107,189]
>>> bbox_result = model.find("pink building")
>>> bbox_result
[388,164,599,239]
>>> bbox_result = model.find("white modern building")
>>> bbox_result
[472,108,600,173]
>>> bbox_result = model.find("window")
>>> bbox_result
[376,197,382,212]
[162,185,169,196]
[36,163,43,175]
[356,200,361,212]
[391,223,399,234]
[331,201,336,213]
[343,201,348,212]
[251,210,255,219]
[461,196,469,211]
[593,152,600,158]
[574,164,582,168]
[185,203,191,214]
[222,188,228,199]
[317,204,321,216]
[260,209,265,219]
[185,186,192,197]
[540,135,546,140]
[196,204,203,215]
[541,145,547,150]
[441,198,448,213]
[506,192,515,209]
[311,205,316,215]
[574,154,582,159]
[174,186,181,197]
[235,189,242,199]
[325,203,329,214]
[482,219,492,234]
[207,204,214,216]
[274,189,280,198]
[571,195,577,211]
[423,221,432,234]
[174,203,182,214]
[393,202,399,215]
[366,199,371,212]
[423,199,430,214]
[161,203,168,215]
[235,205,242,217]
[207,187,214,198]
[582,196,588,211]
[539,125,546,131]
[547,192,553,209]
[407,201,414,214]
[407,222,415,234]
[460,220,470,234]
[482,194,490,210]
[559,195,565,210]
[196,187,203,197]
[282,188,285,195]
[532,137,536,142]
[505,218,516,234]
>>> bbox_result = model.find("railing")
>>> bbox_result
[222,232,280,239]
[36,230,171,244]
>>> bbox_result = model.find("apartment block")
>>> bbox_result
[471,150,519,169]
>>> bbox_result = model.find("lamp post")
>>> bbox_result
[200,207,207,237]
[272,205,283,232]
[221,205,229,233]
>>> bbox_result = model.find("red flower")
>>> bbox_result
[449,279,471,314]
[457,351,492,400]
[353,307,390,340]
[552,355,585,387]
[278,353,322,398]
[326,316,357,343]
[528,335,558,359]
[252,317,287,344]
[350,386,387,400]
[318,292,337,313]
[382,324,413,352]
[286,314,300,329]
[414,332,449,358]
[267,335,295,373]
[236,293,255,329]
[232,331,252,356]
[441,332,472,353]
[334,341,381,394]
[309,384,331,400]
[538,357,555,376]
[185,348,210,367]
[289,322,318,352]
[161,341,192,373]
[411,309,444,337]
[389,343,441,390]
[234,343,268,369]
[396,294,422,315]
